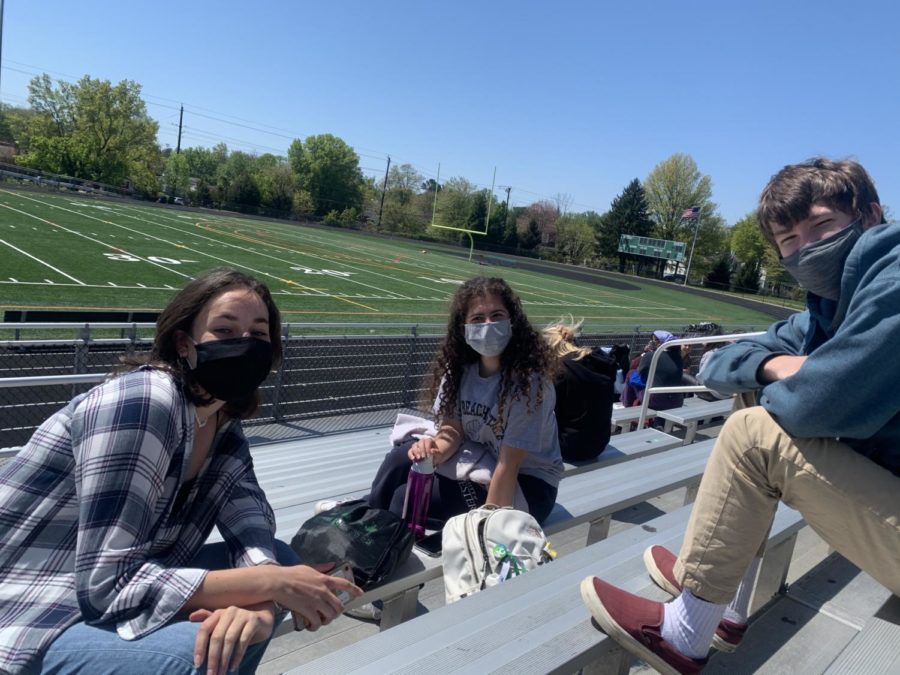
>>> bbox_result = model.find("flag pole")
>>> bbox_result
[683,205,702,286]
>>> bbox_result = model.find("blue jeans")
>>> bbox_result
[38,540,299,675]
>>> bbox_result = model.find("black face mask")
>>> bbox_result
[190,337,274,402]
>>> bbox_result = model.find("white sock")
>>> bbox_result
[723,557,761,624]
[661,589,725,659]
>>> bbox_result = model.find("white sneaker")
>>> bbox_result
[313,497,356,514]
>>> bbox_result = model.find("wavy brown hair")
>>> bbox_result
[122,268,283,419]
[428,277,555,435]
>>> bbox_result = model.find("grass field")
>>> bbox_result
[0,188,778,330]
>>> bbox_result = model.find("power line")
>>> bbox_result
[1,58,609,214]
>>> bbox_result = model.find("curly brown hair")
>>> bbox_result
[428,276,556,436]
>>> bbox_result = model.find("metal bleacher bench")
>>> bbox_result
[220,424,685,631]
[609,405,657,434]
[823,595,900,674]
[655,397,735,445]
[295,501,806,674]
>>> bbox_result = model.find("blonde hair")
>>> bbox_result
[543,316,592,361]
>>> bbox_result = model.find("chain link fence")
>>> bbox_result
[1,322,726,449]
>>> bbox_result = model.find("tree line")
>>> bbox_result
[0,73,788,295]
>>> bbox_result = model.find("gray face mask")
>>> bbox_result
[780,219,864,301]
[464,320,512,357]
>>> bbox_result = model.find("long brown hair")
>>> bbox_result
[428,277,555,435]
[123,268,283,419]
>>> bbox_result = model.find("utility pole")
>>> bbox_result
[175,105,184,154]
[377,155,390,227]
[0,0,5,102]
[503,186,511,213]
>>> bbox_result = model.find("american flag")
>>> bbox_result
[681,207,700,220]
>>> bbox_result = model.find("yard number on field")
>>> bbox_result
[104,253,196,264]
[289,266,353,277]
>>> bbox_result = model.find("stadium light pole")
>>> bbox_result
[683,205,703,286]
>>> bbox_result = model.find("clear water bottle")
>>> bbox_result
[402,456,434,540]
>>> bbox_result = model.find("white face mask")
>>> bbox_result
[464,320,512,357]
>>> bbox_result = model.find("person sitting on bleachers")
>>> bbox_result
[0,269,362,675]
[622,330,685,411]
[329,276,563,527]
[543,317,617,461]
[580,158,900,674]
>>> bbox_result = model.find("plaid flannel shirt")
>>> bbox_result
[0,368,278,674]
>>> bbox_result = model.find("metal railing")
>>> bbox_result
[636,332,766,428]
[0,321,736,448]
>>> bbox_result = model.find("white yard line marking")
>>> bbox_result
[105,204,393,308]
[114,205,433,298]
[0,192,193,281]
[0,237,86,285]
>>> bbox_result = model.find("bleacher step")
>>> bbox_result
[705,554,895,674]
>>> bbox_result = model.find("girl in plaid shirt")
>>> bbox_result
[0,269,361,675]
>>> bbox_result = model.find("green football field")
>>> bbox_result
[0,188,777,330]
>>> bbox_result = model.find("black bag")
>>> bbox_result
[290,500,414,590]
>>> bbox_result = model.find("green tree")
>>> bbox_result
[217,151,260,211]
[431,177,477,241]
[182,143,228,184]
[421,178,440,194]
[256,162,296,213]
[502,206,524,249]
[381,163,427,234]
[288,134,364,216]
[596,178,653,258]
[0,104,33,146]
[292,189,315,219]
[387,163,423,194]
[734,259,762,294]
[21,74,160,195]
[555,214,596,263]
[485,199,508,245]
[644,153,715,242]
[704,254,734,290]
[519,218,542,251]
[163,152,190,198]
[688,214,729,280]
[729,212,768,266]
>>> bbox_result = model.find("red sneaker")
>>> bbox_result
[643,545,747,653]
[643,544,683,596]
[580,576,707,675]
[712,619,748,653]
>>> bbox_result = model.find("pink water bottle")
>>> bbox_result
[402,456,434,540]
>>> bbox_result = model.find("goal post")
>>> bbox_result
[429,165,497,261]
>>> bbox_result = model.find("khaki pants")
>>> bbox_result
[674,394,900,604]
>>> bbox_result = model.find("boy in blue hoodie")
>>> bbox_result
[580,158,900,675]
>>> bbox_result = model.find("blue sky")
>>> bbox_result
[3,0,899,224]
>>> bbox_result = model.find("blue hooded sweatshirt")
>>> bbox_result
[702,223,900,476]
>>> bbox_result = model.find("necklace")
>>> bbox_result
[195,409,213,428]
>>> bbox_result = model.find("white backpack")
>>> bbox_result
[442,505,555,604]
